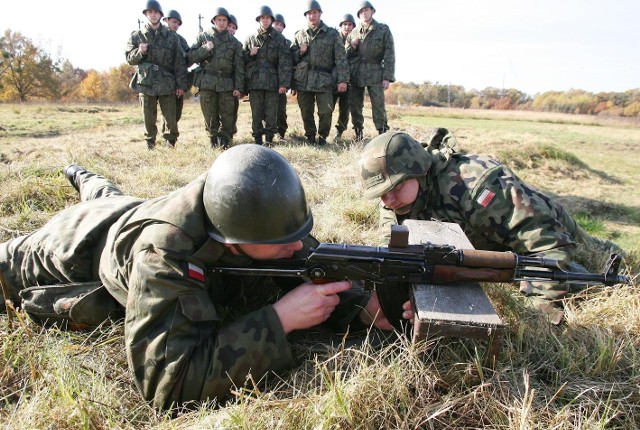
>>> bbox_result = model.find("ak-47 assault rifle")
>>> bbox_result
[212,227,629,332]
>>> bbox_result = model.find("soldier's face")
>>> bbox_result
[228,23,237,35]
[259,15,274,31]
[305,9,321,26]
[340,21,354,35]
[145,10,162,25]
[381,179,419,214]
[273,21,285,33]
[358,7,374,23]
[214,16,228,31]
[165,17,181,32]
[228,241,304,259]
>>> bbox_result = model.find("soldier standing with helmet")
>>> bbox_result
[243,6,292,146]
[333,14,356,142]
[226,14,242,138]
[126,1,188,149]
[346,1,395,141]
[0,146,412,410]
[292,1,349,146]
[189,7,244,149]
[161,10,191,142]
[272,13,291,141]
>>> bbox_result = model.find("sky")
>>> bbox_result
[2,0,639,95]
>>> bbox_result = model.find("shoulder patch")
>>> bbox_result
[476,188,496,208]
[186,262,206,283]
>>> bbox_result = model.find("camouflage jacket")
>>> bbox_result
[243,27,292,92]
[345,19,395,86]
[291,21,349,92]
[99,174,369,410]
[189,27,245,93]
[126,23,188,96]
[379,152,588,267]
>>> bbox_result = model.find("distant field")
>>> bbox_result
[1,102,638,429]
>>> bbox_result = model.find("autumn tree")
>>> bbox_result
[57,59,87,100]
[77,70,106,101]
[105,63,136,102]
[0,29,60,101]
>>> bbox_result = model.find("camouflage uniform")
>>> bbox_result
[277,35,292,139]
[0,170,369,410]
[345,18,395,134]
[332,28,352,137]
[162,32,191,136]
[292,22,349,142]
[189,27,245,145]
[361,131,620,304]
[126,22,188,144]
[243,27,292,143]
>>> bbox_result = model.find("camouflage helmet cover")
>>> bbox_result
[256,5,275,22]
[304,0,323,16]
[274,13,286,27]
[211,7,231,24]
[163,9,182,25]
[357,1,376,17]
[360,132,433,199]
[204,145,314,244]
[143,0,164,17]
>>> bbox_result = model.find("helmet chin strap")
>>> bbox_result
[231,244,249,256]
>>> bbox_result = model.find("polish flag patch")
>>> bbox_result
[476,188,496,208]
[187,262,206,282]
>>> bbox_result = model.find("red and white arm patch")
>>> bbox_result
[476,188,496,208]
[187,262,206,283]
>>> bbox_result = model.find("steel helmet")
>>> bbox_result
[274,13,286,28]
[304,1,323,16]
[360,132,433,199]
[256,5,275,22]
[204,145,314,244]
[357,1,376,18]
[142,0,164,17]
[163,9,182,25]
[339,14,356,26]
[229,14,238,29]
[211,7,231,24]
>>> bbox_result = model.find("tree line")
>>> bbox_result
[2,29,639,117]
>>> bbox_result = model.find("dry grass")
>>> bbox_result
[1,101,639,429]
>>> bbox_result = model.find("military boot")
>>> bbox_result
[354,128,364,143]
[254,135,264,145]
[317,136,327,146]
[165,139,176,148]
[210,136,219,148]
[146,139,156,150]
[63,164,86,192]
[264,134,273,146]
[306,135,317,145]
[333,130,343,143]
[219,136,230,150]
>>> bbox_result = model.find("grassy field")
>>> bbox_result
[1,101,639,429]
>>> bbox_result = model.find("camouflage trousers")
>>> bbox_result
[200,89,235,140]
[0,171,142,313]
[277,93,288,137]
[139,93,179,142]
[332,89,350,134]
[249,90,279,139]
[161,95,184,135]
[349,85,388,132]
[297,91,335,139]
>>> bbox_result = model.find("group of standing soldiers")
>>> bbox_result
[126,0,395,150]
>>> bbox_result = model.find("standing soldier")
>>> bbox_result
[292,1,349,146]
[346,1,395,141]
[189,7,244,149]
[272,13,290,141]
[126,1,188,149]
[243,6,292,145]
[227,14,241,138]
[161,10,191,144]
[333,14,355,142]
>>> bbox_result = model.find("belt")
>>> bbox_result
[205,70,232,78]
[309,65,333,74]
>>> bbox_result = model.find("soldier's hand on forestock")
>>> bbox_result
[360,292,414,331]
[300,43,308,55]
[176,89,185,98]
[206,40,214,51]
[278,86,287,94]
[139,43,148,54]
[250,46,259,56]
[337,82,348,93]
[272,280,351,334]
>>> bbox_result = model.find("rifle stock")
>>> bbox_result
[212,242,630,332]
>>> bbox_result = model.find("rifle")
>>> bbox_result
[198,14,203,33]
[211,228,630,332]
